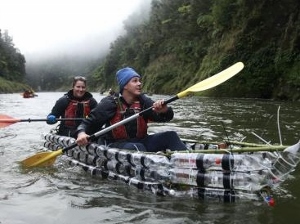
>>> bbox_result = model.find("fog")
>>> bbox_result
[0,0,151,62]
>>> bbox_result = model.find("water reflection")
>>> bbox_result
[149,96,300,146]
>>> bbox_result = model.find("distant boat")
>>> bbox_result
[100,88,118,97]
[23,90,38,98]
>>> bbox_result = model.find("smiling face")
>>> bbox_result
[72,80,86,98]
[123,76,142,96]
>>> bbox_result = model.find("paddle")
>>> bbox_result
[20,62,244,168]
[0,114,83,128]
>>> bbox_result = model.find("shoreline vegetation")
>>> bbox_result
[0,77,33,94]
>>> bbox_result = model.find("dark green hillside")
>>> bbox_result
[93,0,299,100]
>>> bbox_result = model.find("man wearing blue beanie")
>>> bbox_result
[76,67,187,152]
[116,67,140,93]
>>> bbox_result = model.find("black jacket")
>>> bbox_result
[49,90,98,137]
[76,94,174,141]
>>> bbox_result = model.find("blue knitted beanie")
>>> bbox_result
[116,67,140,92]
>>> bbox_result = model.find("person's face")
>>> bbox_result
[73,80,86,98]
[124,77,142,95]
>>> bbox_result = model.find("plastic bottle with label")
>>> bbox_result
[169,168,267,191]
[170,153,272,172]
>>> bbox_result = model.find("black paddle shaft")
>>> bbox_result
[91,94,179,140]
[20,118,83,122]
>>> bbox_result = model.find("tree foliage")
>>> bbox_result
[94,0,300,100]
[0,30,26,83]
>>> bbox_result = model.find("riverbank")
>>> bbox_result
[0,77,33,93]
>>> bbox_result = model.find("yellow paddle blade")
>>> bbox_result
[177,62,244,98]
[21,149,63,168]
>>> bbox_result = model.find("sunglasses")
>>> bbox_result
[74,76,86,81]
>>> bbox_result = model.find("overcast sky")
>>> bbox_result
[0,0,147,59]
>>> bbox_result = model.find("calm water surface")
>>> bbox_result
[0,92,300,224]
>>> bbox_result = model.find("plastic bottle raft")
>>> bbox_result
[43,133,300,205]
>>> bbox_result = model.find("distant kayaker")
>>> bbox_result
[76,67,187,152]
[108,88,117,97]
[46,76,98,137]
[23,89,34,98]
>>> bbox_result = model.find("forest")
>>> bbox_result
[0,29,29,92]
[1,0,299,100]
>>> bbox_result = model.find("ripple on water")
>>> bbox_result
[1,93,300,224]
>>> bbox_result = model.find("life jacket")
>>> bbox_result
[64,99,91,128]
[110,99,148,140]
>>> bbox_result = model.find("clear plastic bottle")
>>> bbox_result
[114,150,131,163]
[165,186,262,202]
[169,168,267,191]
[134,167,155,181]
[95,145,108,158]
[72,149,80,160]
[130,153,171,168]
[50,134,72,146]
[129,153,144,166]
[126,176,166,195]
[171,153,244,170]
[103,159,131,175]
[269,142,300,181]
[134,166,169,181]
[66,147,76,157]
[170,153,270,172]
[98,147,132,164]
[85,142,99,155]
[105,148,120,160]
[86,154,98,166]
[170,153,236,170]
[60,136,76,147]
[43,141,60,151]
[76,151,97,166]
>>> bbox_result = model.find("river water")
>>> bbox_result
[0,92,300,224]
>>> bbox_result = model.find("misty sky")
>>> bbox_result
[0,0,147,59]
